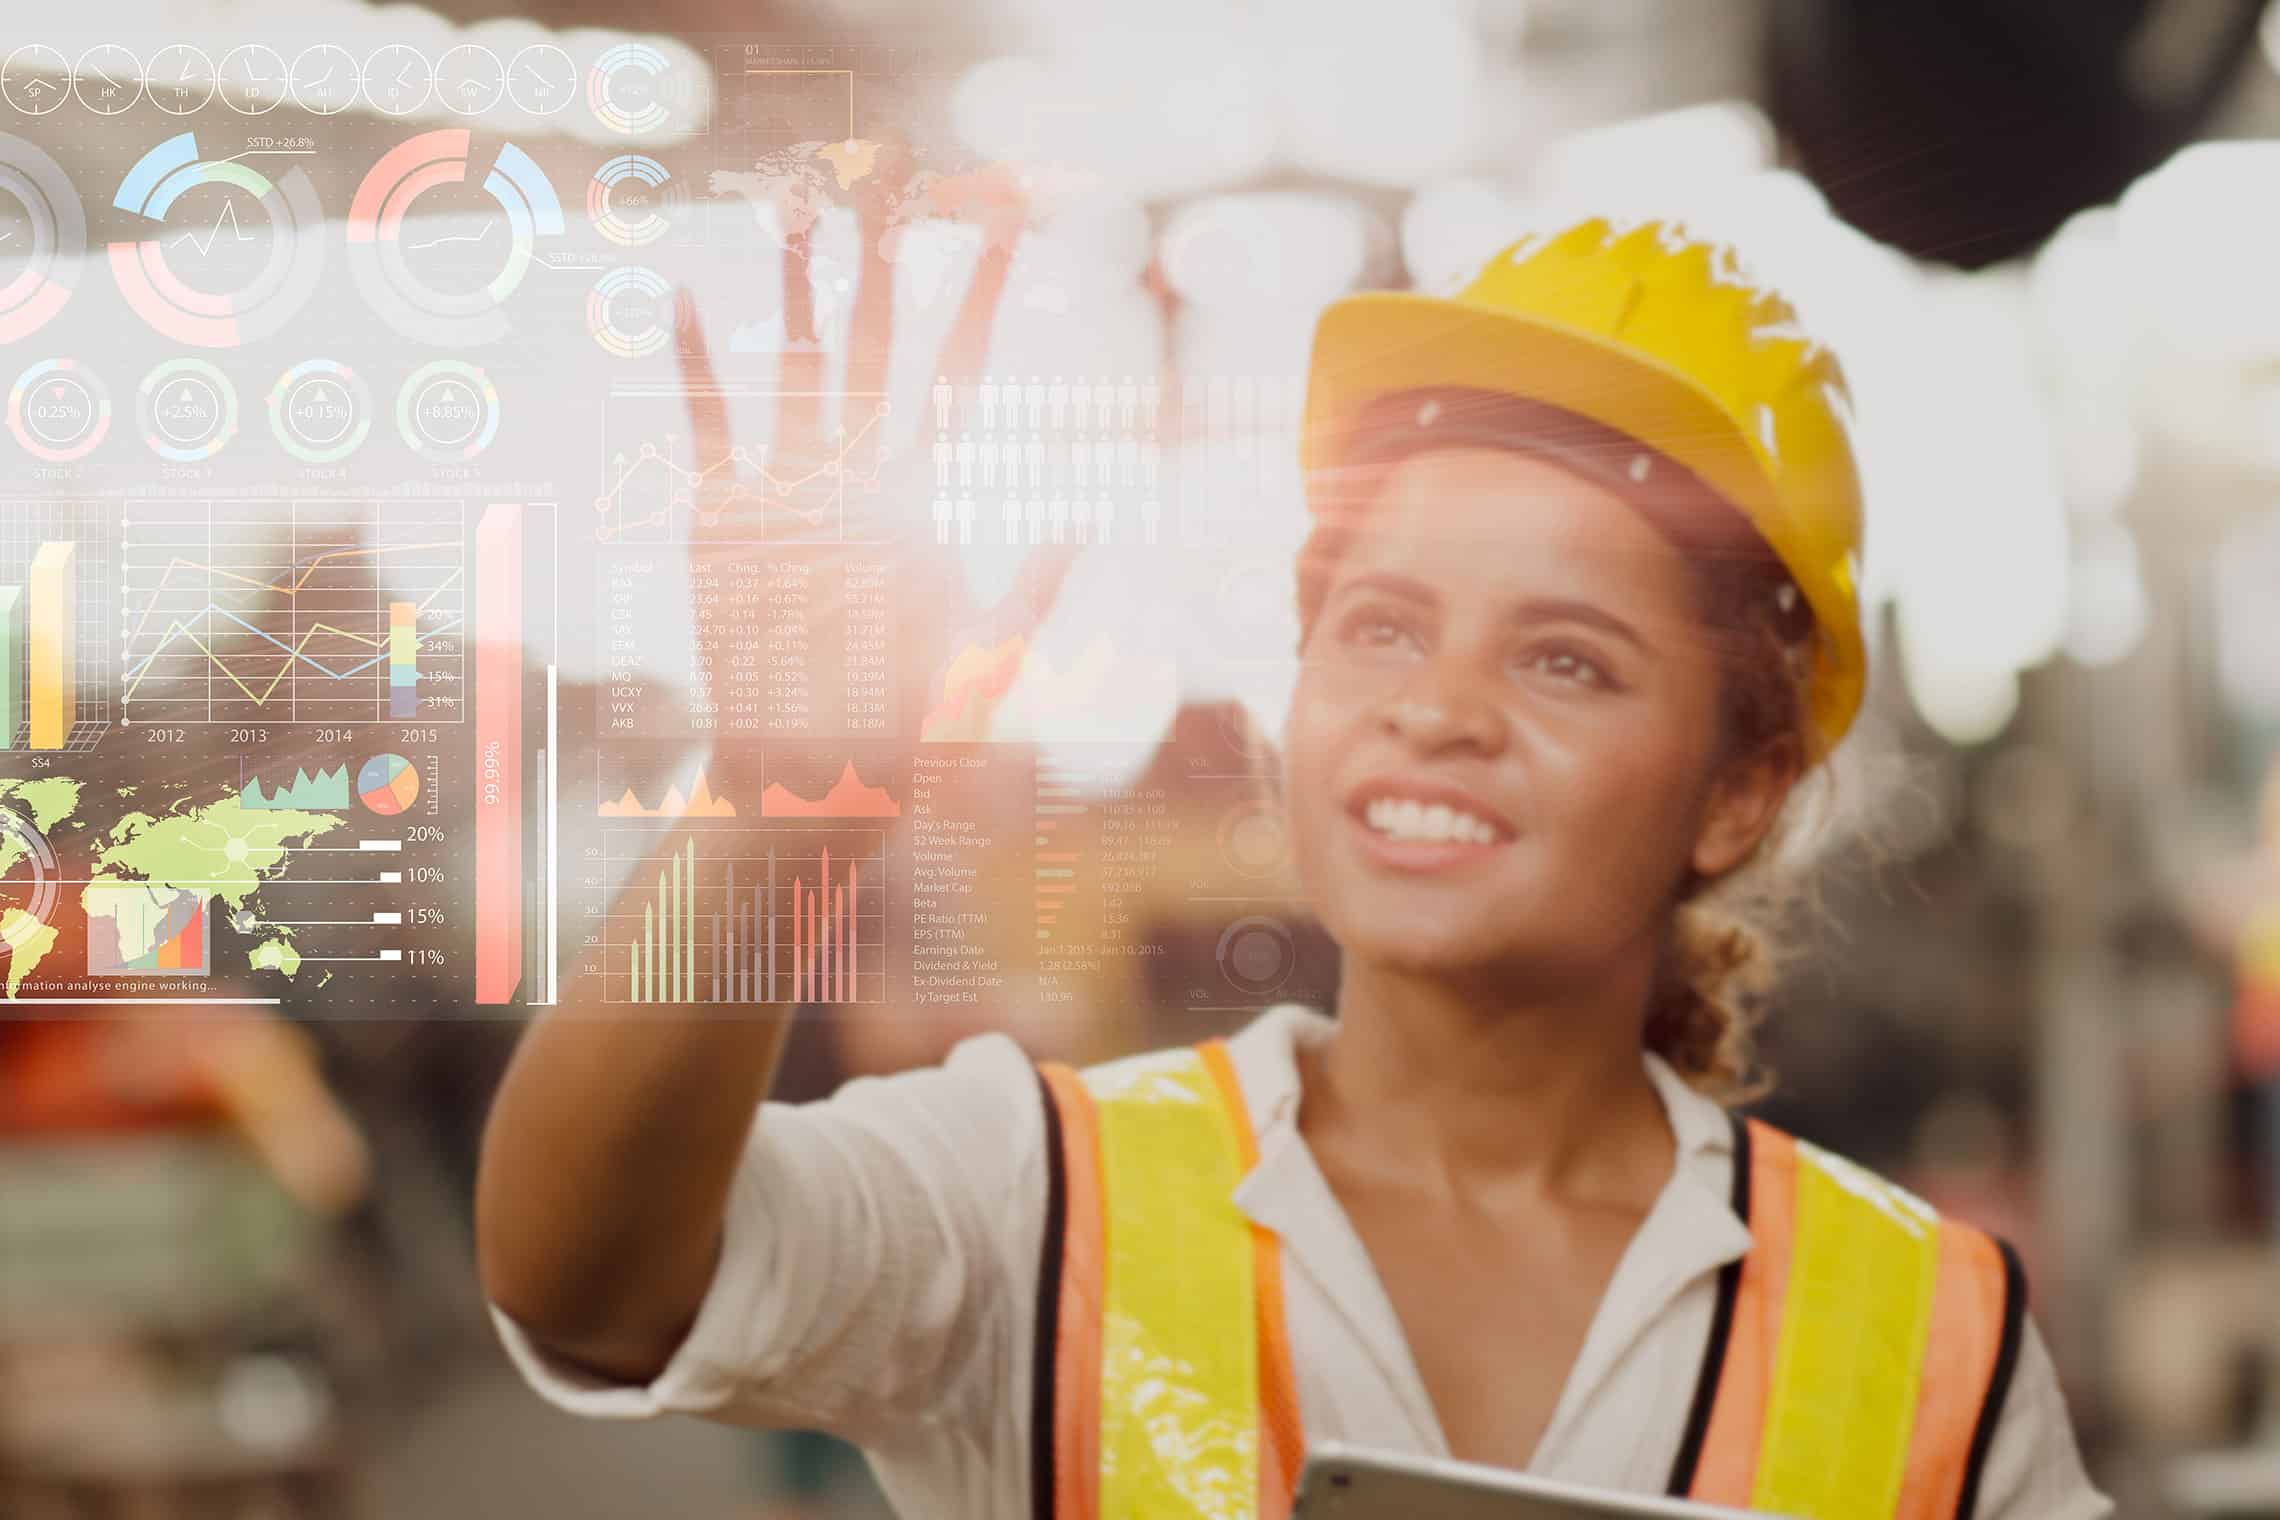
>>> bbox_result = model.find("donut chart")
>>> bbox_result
[397,359,499,462]
[138,356,239,461]
[587,154,681,246]
[9,359,112,462]
[0,134,85,343]
[587,264,673,358]
[587,43,672,136]
[357,753,420,815]
[267,359,372,464]
[107,131,324,348]
[347,130,564,346]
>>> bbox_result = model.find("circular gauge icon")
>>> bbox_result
[507,43,576,116]
[217,44,287,114]
[397,359,499,462]
[147,44,217,115]
[1215,915,1297,999]
[138,357,238,461]
[9,359,113,463]
[587,265,674,357]
[347,131,566,346]
[0,805,61,968]
[289,43,359,116]
[1,45,69,116]
[107,132,326,348]
[436,43,505,116]
[267,359,372,463]
[0,134,88,343]
[1217,800,1291,879]
[74,45,143,115]
[363,43,433,117]
[588,154,683,246]
[587,42,672,135]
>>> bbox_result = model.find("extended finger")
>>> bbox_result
[675,290,737,526]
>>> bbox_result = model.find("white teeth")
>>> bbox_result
[1362,796,1498,844]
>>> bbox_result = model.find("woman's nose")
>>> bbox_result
[1377,657,1508,757]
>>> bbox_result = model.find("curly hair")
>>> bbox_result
[1294,402,1830,1105]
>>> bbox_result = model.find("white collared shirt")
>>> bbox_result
[493,1004,2111,1518]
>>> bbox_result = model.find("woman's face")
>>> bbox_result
[1283,445,1788,987]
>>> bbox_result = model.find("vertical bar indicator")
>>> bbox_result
[473,505,523,1004]
[27,541,74,751]
[387,600,418,718]
[0,584,18,749]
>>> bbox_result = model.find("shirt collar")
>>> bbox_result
[1226,1003,1749,1243]
[1221,1004,1755,1456]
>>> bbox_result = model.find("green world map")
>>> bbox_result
[0,776,344,998]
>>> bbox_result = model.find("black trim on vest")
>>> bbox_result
[1953,1237,2028,1520]
[1030,1068,1068,1520]
[1666,1111,1753,1496]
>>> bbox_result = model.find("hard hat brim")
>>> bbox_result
[1300,290,1866,752]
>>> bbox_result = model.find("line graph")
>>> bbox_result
[165,200,253,258]
[595,386,896,545]
[407,218,498,254]
[120,502,467,724]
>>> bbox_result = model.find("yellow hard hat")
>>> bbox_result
[1301,217,1868,754]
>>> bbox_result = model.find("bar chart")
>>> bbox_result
[0,500,110,753]
[604,829,885,1004]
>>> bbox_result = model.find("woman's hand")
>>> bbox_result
[477,151,1033,1386]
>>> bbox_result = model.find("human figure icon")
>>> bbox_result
[933,374,954,430]
[932,496,953,543]
[1072,495,1092,543]
[1024,433,1045,489]
[1072,376,1094,431]
[979,375,1000,431]
[1118,374,1139,429]
[1140,374,1160,431]
[956,494,975,544]
[1048,375,1069,430]
[1025,375,1046,429]
[999,435,1020,487]
[932,431,952,488]
[956,431,976,486]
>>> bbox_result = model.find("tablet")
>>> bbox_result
[1292,1443,1775,1519]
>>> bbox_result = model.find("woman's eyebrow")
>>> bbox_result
[1327,570,1437,607]
[1506,597,1648,651]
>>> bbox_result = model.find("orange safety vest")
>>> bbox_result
[1031,1041,2025,1520]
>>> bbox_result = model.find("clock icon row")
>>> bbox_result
[0,41,580,118]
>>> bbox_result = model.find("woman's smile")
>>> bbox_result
[1344,772,1517,874]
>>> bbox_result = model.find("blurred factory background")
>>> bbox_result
[8,0,2280,1516]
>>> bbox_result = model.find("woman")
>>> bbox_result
[477,217,2109,1519]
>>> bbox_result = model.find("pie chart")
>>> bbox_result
[357,753,420,815]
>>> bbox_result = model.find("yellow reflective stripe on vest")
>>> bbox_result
[1752,1139,1943,1519]
[1087,1046,1262,1519]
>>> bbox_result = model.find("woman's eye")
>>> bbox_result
[1338,608,1420,653]
[1519,645,1612,688]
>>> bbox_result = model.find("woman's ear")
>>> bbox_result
[1690,735,1801,881]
